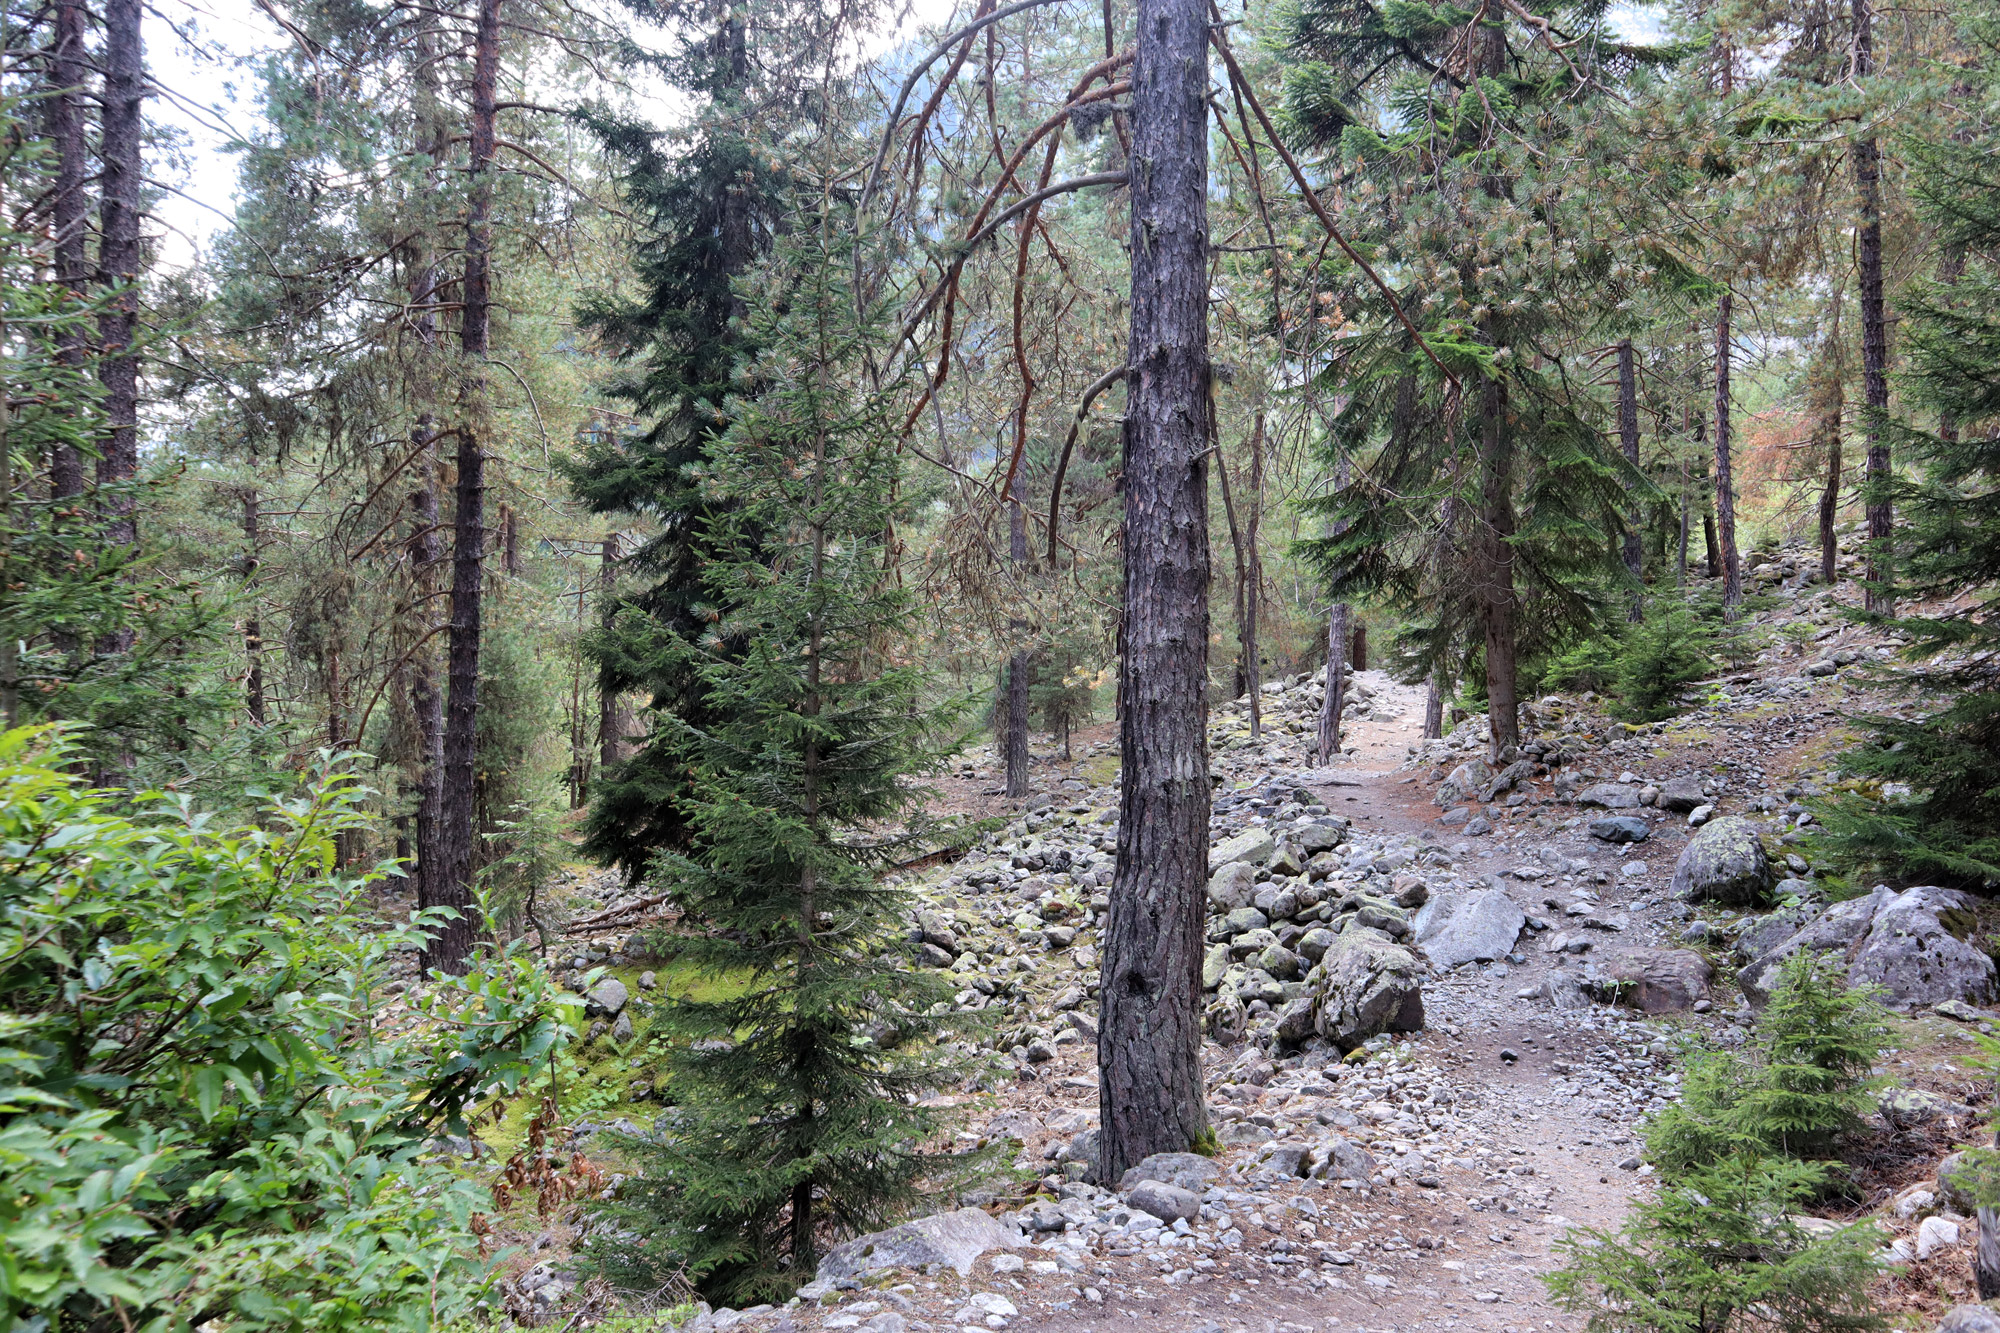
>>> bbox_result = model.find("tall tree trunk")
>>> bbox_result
[1243,413,1264,724]
[598,534,630,782]
[241,493,265,723]
[410,427,445,916]
[1316,454,1351,765]
[1714,291,1743,613]
[1809,312,1847,586]
[1981,1120,2000,1298]
[428,0,501,975]
[1005,496,1031,797]
[1618,339,1643,618]
[1852,0,1892,614]
[1351,623,1367,673]
[1678,461,1691,587]
[1099,0,1212,1184]
[96,0,142,557]
[1478,372,1520,759]
[1317,602,1348,764]
[1423,669,1443,740]
[1213,417,1257,734]
[46,0,87,504]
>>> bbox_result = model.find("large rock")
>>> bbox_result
[1298,819,1349,853]
[1671,816,1772,906]
[1308,1134,1376,1182]
[1207,862,1259,912]
[1936,1306,2000,1333]
[1126,1180,1200,1223]
[585,977,630,1017]
[1848,886,1998,1011]
[1118,1152,1221,1195]
[1309,927,1425,1050]
[815,1208,1023,1283]
[1737,888,1890,1004]
[1209,828,1276,873]
[1656,776,1707,813]
[1413,886,1525,968]
[1580,949,1713,1013]
[1577,783,1642,810]
[1588,815,1651,844]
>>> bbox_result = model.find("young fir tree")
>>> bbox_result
[1814,2,2000,887]
[585,199,967,1305]
[1645,951,1885,1176]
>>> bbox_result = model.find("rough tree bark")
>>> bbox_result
[1244,412,1264,720]
[410,426,444,919]
[1098,0,1212,1184]
[241,494,265,724]
[598,534,631,782]
[1477,372,1520,758]
[1316,454,1351,765]
[1423,670,1444,740]
[1005,495,1031,797]
[1714,290,1743,614]
[1852,0,1893,614]
[1618,339,1643,618]
[1214,416,1257,734]
[1809,315,1846,587]
[46,0,87,504]
[427,0,502,975]
[96,0,142,556]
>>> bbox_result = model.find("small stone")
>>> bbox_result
[637,970,658,990]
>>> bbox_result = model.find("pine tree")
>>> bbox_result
[1815,3,2000,886]
[585,199,967,1305]
[1285,0,1661,756]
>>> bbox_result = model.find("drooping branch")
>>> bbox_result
[1045,362,1128,564]
[1205,22,1455,389]
[858,0,1078,216]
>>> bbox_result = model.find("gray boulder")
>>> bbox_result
[1209,827,1276,873]
[1577,782,1642,810]
[1309,927,1425,1050]
[1580,949,1713,1013]
[1671,816,1772,905]
[1206,862,1259,912]
[1308,1134,1376,1182]
[1413,886,1525,968]
[1656,776,1706,813]
[1299,819,1349,853]
[1737,887,1890,1004]
[815,1208,1023,1283]
[1939,1152,1987,1215]
[1204,989,1247,1043]
[1936,1306,2000,1333]
[1126,1179,1200,1223]
[1848,886,1998,1011]
[1588,815,1651,844]
[1118,1151,1221,1195]
[1733,905,1818,966]
[586,977,630,1017]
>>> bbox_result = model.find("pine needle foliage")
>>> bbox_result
[583,199,970,1307]
[1545,1151,1885,1333]
[1644,952,1885,1177]
[1813,2,2000,887]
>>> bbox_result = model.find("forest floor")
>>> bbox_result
[489,574,2000,1333]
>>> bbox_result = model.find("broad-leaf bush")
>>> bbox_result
[0,727,577,1332]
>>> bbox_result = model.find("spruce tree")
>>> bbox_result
[1816,3,2000,886]
[585,198,966,1306]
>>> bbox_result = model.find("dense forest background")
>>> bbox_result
[6,0,2000,1323]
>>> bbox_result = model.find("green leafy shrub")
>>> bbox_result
[0,727,577,1331]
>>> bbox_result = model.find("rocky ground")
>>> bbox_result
[484,539,2000,1333]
